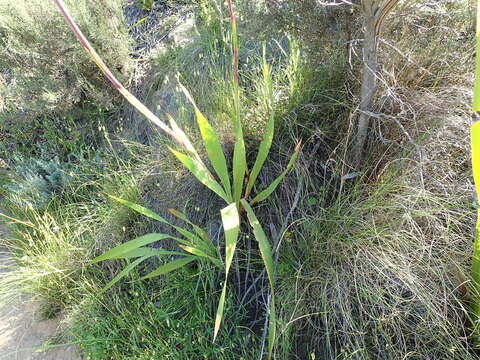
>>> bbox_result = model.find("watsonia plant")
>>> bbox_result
[471,0,480,345]
[54,0,299,357]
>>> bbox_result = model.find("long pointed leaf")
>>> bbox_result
[89,233,170,264]
[214,284,228,341]
[251,143,300,205]
[221,203,240,274]
[169,147,229,202]
[168,208,212,245]
[179,245,222,267]
[121,248,184,259]
[167,114,202,163]
[99,256,148,294]
[245,44,275,198]
[470,122,480,325]
[173,225,215,258]
[241,199,276,358]
[232,127,247,203]
[141,257,195,279]
[214,203,240,341]
[179,84,232,200]
[109,196,169,224]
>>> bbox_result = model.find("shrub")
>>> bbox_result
[0,0,132,120]
[5,156,75,210]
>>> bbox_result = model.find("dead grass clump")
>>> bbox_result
[276,163,476,359]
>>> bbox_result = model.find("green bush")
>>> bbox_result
[4,156,74,209]
[0,0,132,120]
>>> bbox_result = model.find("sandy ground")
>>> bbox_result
[0,222,82,360]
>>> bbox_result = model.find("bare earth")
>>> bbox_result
[0,222,81,360]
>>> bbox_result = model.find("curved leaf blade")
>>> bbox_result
[109,196,169,224]
[141,257,196,280]
[214,283,228,341]
[241,199,276,359]
[99,256,148,294]
[213,203,240,341]
[232,127,247,204]
[179,84,232,200]
[89,233,170,265]
[169,147,229,202]
[121,247,184,259]
[251,143,300,205]
[245,45,275,198]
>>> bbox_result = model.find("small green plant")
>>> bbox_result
[5,156,74,209]
[54,0,299,357]
[138,0,154,11]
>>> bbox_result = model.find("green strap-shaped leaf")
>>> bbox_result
[169,147,229,202]
[109,196,169,224]
[99,256,149,294]
[470,122,480,327]
[232,126,247,204]
[173,225,216,258]
[179,245,222,268]
[167,114,203,164]
[241,199,276,358]
[245,113,274,199]
[89,233,170,265]
[141,257,196,280]
[268,297,277,359]
[473,122,480,194]
[245,44,275,198]
[120,248,184,259]
[168,209,213,245]
[214,284,227,341]
[250,143,300,205]
[214,203,240,341]
[179,84,232,201]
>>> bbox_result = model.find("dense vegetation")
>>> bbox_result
[0,0,477,359]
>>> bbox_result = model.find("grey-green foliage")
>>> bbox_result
[5,156,74,209]
[0,0,132,119]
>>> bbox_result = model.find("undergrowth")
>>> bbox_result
[0,0,477,359]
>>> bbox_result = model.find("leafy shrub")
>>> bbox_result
[0,0,132,120]
[5,156,75,209]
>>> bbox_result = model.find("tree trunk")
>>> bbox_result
[353,0,379,168]
[353,0,401,168]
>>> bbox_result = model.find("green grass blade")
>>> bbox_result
[109,196,169,224]
[169,147,229,202]
[179,84,232,201]
[214,203,240,340]
[99,256,149,294]
[251,143,300,205]
[141,257,196,279]
[89,233,171,265]
[241,199,276,358]
[245,44,275,198]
